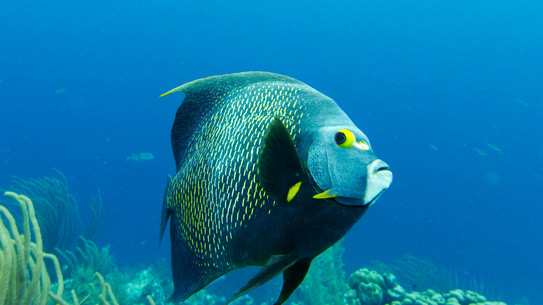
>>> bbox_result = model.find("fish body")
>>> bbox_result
[159,72,393,304]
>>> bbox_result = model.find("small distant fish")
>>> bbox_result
[428,144,439,151]
[516,98,528,106]
[159,72,393,304]
[473,148,487,156]
[486,144,502,153]
[126,152,154,161]
[56,88,66,94]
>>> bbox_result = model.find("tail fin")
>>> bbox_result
[159,175,173,246]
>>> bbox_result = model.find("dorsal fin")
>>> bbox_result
[160,71,305,171]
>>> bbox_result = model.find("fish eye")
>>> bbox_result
[334,129,355,148]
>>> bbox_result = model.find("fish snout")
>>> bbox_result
[363,159,393,206]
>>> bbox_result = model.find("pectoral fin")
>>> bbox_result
[258,117,305,203]
[313,189,338,199]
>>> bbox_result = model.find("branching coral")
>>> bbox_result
[1,190,154,305]
[49,272,118,305]
[84,191,105,242]
[9,170,105,253]
[56,235,115,277]
[0,191,64,305]
[10,171,82,252]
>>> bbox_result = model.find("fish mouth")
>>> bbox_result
[312,159,392,207]
[374,164,391,173]
[362,159,392,205]
[334,190,385,207]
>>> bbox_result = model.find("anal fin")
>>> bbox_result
[226,255,298,304]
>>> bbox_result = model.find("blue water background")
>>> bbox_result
[1,0,542,303]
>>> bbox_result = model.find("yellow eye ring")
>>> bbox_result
[334,129,355,148]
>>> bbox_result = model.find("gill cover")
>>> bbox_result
[307,126,392,206]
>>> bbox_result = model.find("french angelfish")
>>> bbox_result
[159,72,393,304]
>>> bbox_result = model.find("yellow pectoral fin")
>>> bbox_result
[313,189,338,199]
[287,181,302,202]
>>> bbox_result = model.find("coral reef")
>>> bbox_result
[10,171,82,252]
[83,190,105,241]
[369,254,455,293]
[0,189,514,305]
[344,268,405,305]
[113,261,256,305]
[56,235,115,278]
[49,271,157,305]
[1,191,153,305]
[124,266,170,303]
[0,191,64,305]
[9,170,105,252]
[345,267,507,305]
[1,180,258,305]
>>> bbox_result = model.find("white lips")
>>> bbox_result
[363,159,393,206]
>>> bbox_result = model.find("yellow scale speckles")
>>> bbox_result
[173,83,304,268]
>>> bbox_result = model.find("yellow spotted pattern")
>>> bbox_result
[168,83,305,269]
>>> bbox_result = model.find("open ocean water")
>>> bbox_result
[1,1,541,304]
